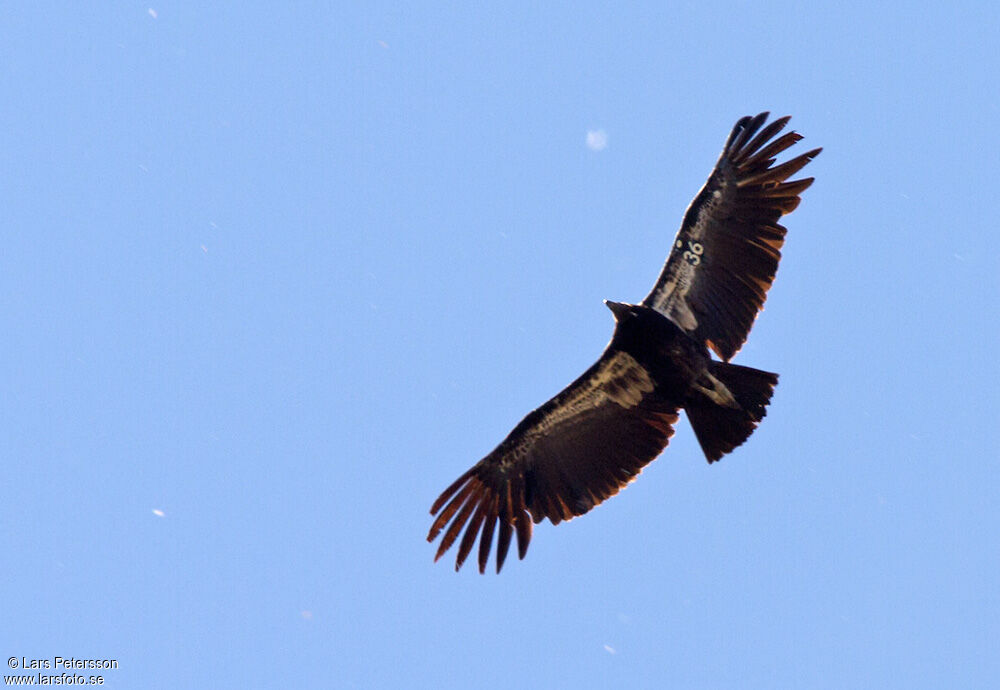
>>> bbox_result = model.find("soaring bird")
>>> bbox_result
[428,112,820,573]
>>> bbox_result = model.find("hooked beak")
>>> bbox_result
[604,300,630,321]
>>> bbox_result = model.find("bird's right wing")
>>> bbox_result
[427,348,679,573]
[643,113,821,361]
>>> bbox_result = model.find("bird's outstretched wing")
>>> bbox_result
[428,349,679,573]
[643,112,821,361]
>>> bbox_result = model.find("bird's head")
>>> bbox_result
[604,300,638,323]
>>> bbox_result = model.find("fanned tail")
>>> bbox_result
[685,361,778,462]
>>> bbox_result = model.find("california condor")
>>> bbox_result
[428,112,820,573]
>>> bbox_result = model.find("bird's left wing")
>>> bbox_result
[643,112,821,361]
[428,348,679,573]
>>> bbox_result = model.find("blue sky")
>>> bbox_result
[3,2,998,688]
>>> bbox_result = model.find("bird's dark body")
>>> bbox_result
[611,304,712,401]
[428,112,820,572]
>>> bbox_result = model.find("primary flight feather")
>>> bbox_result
[428,112,821,573]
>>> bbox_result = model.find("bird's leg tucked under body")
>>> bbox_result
[692,371,740,409]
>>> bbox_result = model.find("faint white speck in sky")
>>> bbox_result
[301,610,314,620]
[152,509,165,517]
[200,244,208,253]
[603,644,617,654]
[586,129,608,151]
[378,40,389,49]
[148,8,158,19]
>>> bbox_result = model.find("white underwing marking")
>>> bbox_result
[670,300,698,331]
[595,352,655,409]
[529,352,656,437]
